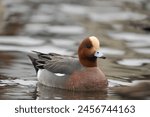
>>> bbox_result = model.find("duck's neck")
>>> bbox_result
[79,57,97,67]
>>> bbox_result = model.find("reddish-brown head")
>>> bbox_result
[78,36,105,67]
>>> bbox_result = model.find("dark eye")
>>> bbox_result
[85,44,92,49]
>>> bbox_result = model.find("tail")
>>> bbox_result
[28,55,39,73]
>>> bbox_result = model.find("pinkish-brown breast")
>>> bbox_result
[65,67,108,91]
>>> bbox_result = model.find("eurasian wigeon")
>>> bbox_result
[28,36,108,91]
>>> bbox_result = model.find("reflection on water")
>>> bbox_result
[23,24,85,35]
[37,83,107,100]
[0,0,150,100]
[117,59,150,66]
[112,81,150,99]
[89,11,147,22]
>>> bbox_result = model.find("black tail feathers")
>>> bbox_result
[28,55,39,73]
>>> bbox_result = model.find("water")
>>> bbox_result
[0,0,150,100]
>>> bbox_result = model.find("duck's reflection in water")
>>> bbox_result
[36,83,107,100]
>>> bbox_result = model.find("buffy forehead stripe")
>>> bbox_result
[89,36,100,48]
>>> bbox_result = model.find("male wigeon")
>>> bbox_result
[28,36,108,91]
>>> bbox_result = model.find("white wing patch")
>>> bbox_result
[54,73,66,76]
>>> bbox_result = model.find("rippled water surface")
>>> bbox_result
[0,0,150,100]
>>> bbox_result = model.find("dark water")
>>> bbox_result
[0,0,150,100]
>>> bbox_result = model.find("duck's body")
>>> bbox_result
[28,36,108,91]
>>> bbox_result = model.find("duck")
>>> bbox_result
[28,36,108,91]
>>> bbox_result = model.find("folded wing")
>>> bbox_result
[28,51,82,75]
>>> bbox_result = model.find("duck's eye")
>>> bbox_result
[85,45,92,49]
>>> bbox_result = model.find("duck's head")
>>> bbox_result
[78,36,106,67]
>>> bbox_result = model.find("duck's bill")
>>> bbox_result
[94,50,106,59]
